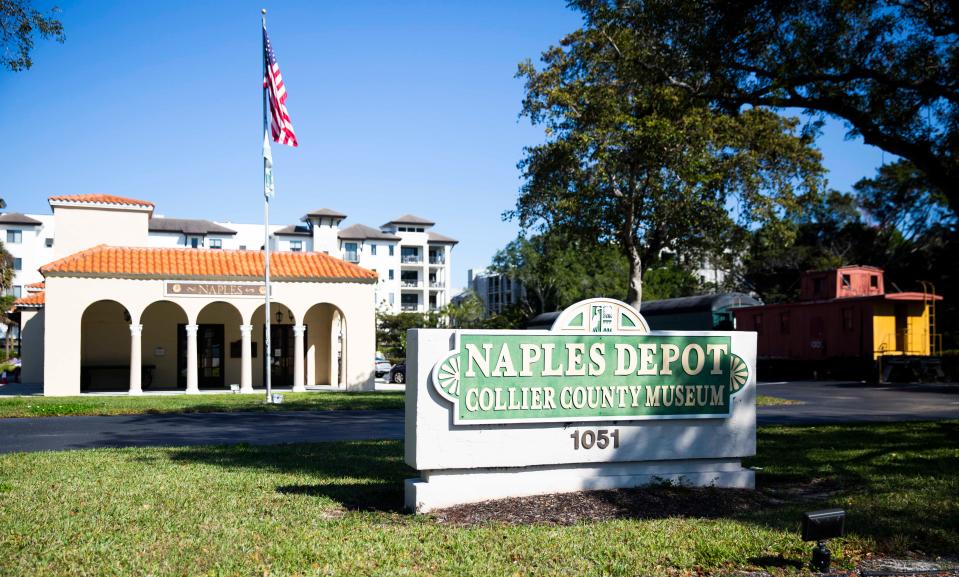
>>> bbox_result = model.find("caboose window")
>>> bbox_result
[870,275,878,288]
[841,274,851,288]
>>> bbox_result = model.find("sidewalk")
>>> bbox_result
[0,379,404,397]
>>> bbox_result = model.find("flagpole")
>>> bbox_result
[262,8,273,403]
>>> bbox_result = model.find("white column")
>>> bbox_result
[292,324,306,392]
[330,315,340,388]
[129,324,143,395]
[240,324,253,393]
[185,324,199,394]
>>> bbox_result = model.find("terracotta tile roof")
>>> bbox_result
[14,291,45,308]
[25,281,45,290]
[48,194,155,209]
[40,245,377,282]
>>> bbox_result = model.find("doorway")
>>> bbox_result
[177,324,225,388]
[263,325,304,388]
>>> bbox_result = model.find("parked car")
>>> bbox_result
[389,361,406,384]
[374,351,391,378]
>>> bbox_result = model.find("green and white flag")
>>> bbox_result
[263,131,275,198]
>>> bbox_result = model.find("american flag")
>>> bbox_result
[263,27,298,147]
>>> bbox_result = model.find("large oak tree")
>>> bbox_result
[572,0,959,215]
[510,16,825,308]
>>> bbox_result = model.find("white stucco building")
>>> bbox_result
[8,194,461,396]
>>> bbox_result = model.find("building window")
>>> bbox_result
[289,240,302,252]
[239,245,247,250]
[6,230,22,244]
[842,308,854,331]
[11,286,22,298]
[841,274,851,288]
[388,293,394,305]
[344,242,359,262]
[370,244,377,256]
[13,258,22,271]
[401,247,420,263]
[388,269,394,280]
[45,237,53,247]
[870,275,879,288]
[188,236,201,248]
[779,311,790,334]
[209,238,222,249]
[389,245,395,256]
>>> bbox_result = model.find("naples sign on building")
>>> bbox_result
[405,298,757,512]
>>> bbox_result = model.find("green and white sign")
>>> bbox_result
[431,299,749,425]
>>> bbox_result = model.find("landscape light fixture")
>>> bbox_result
[801,508,846,572]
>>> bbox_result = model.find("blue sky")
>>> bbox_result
[1,0,885,289]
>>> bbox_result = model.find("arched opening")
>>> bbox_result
[303,303,347,388]
[80,300,132,392]
[251,301,297,388]
[140,301,188,390]
[195,301,244,390]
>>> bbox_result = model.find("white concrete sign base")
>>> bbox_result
[406,458,754,513]
[404,299,757,514]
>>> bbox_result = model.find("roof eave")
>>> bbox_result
[41,271,377,284]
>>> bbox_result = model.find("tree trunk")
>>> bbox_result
[625,239,643,310]
[621,194,643,310]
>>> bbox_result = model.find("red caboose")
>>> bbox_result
[734,266,943,379]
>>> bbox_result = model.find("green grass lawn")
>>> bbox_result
[0,391,405,418]
[1,421,955,576]
[0,391,794,419]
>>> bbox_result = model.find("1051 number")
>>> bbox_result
[570,429,620,450]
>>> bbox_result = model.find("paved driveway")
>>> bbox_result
[0,409,404,454]
[2,382,957,453]
[758,380,959,424]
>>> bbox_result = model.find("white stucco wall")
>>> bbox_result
[52,206,151,258]
[18,308,45,384]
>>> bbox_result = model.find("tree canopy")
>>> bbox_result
[491,231,629,316]
[510,9,825,307]
[570,0,959,216]
[1,0,64,71]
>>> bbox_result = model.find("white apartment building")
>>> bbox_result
[464,268,525,316]
[1,205,456,315]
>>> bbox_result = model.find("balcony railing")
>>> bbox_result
[429,281,445,288]
[401,280,422,288]
[401,255,423,264]
[401,304,418,311]
[429,256,445,265]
